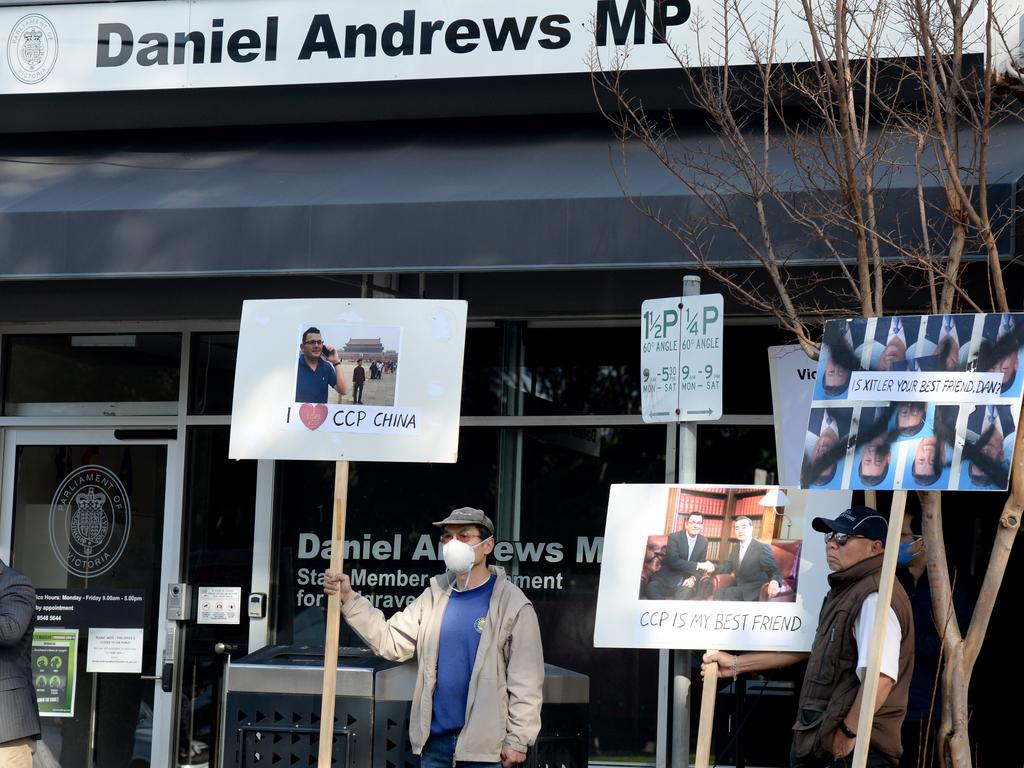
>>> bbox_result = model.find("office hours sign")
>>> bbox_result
[641,293,723,422]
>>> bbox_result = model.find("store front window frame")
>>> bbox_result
[0,314,780,768]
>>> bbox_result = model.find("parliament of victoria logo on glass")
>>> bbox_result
[8,14,58,84]
[49,465,131,578]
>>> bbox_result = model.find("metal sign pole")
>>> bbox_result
[671,275,700,768]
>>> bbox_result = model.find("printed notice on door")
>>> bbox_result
[86,627,144,673]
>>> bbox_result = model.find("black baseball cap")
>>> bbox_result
[432,507,494,535]
[811,505,888,542]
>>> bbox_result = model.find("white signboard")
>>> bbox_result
[803,313,1024,491]
[641,293,723,422]
[0,0,1005,96]
[197,586,243,625]
[229,298,467,462]
[594,484,851,652]
[0,0,696,96]
[86,627,144,673]
[768,344,818,486]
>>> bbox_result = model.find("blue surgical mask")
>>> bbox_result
[897,541,920,566]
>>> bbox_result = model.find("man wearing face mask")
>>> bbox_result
[894,509,973,768]
[323,507,544,768]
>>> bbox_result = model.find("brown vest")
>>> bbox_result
[792,554,914,761]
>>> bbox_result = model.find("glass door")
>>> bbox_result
[1,428,181,768]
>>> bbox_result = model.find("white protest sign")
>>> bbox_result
[803,313,1024,491]
[593,484,851,652]
[768,344,818,486]
[228,298,467,462]
[640,294,723,422]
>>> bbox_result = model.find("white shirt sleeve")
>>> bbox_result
[853,592,901,683]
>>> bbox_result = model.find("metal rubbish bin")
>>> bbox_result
[221,645,588,768]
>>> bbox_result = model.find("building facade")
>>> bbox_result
[1,1,1022,767]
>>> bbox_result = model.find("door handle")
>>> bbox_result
[143,664,175,692]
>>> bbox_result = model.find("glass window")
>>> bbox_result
[519,425,665,761]
[11,442,167,768]
[518,323,789,417]
[461,327,503,416]
[696,425,778,485]
[3,333,181,416]
[270,423,666,761]
[189,333,239,416]
[722,324,793,415]
[521,327,641,416]
[177,427,258,767]
[272,428,499,646]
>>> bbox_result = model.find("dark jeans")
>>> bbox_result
[791,744,897,768]
[420,733,501,768]
[353,381,364,403]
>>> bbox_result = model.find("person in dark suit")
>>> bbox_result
[713,517,782,601]
[0,558,40,767]
[646,514,712,600]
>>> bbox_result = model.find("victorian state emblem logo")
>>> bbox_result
[49,465,131,578]
[7,14,58,84]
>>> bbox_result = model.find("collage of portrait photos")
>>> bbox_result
[802,313,1024,491]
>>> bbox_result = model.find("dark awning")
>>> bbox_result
[0,121,1019,279]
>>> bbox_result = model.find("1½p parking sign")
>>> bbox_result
[641,293,723,422]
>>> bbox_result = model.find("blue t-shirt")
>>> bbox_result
[431,574,496,735]
[295,356,337,404]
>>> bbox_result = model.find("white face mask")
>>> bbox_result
[442,536,492,575]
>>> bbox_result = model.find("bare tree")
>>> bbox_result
[593,1,1023,765]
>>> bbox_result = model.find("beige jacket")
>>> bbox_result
[341,565,544,761]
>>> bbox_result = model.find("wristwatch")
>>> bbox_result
[838,721,857,739]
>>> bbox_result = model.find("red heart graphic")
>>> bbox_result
[299,403,328,431]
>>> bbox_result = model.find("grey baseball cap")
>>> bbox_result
[432,507,494,535]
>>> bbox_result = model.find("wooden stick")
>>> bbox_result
[694,649,719,768]
[850,490,906,768]
[864,489,877,513]
[318,460,350,768]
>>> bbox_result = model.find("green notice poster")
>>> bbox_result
[32,628,78,717]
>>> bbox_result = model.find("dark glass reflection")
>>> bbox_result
[177,427,257,767]
[519,425,665,759]
[521,327,641,416]
[272,429,499,647]
[189,334,239,415]
[696,425,777,484]
[3,334,180,415]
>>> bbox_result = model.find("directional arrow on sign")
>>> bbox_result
[686,409,713,416]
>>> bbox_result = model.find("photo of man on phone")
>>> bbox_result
[295,326,349,404]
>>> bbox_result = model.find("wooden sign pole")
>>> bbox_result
[694,649,719,768]
[850,489,906,768]
[318,460,350,768]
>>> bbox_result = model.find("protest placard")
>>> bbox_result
[594,484,850,651]
[802,313,1024,491]
[228,297,467,767]
[228,298,467,463]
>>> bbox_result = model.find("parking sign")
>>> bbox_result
[641,294,723,422]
